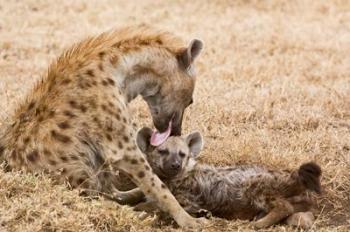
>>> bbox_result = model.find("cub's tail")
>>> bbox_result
[298,162,322,194]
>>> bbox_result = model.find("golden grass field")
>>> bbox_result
[0,0,349,231]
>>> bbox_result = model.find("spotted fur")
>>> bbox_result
[0,25,205,229]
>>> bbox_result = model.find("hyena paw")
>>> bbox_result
[252,220,271,229]
[196,209,212,219]
[286,212,315,229]
[177,215,209,230]
[135,211,154,221]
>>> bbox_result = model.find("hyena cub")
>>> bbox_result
[135,127,322,229]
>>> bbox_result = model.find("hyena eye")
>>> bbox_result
[158,149,169,156]
[179,151,186,158]
[152,106,160,115]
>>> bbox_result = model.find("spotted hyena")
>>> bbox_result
[135,127,322,229]
[0,25,206,228]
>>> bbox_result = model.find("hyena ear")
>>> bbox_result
[136,127,154,153]
[185,131,203,157]
[178,39,204,70]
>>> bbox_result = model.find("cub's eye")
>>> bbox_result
[154,109,160,115]
[151,106,160,115]
[189,98,193,106]
[179,151,186,158]
[158,149,169,156]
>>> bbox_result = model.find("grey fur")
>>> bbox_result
[136,128,322,228]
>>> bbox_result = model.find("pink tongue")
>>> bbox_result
[150,121,172,146]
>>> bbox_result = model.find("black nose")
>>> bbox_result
[171,162,181,170]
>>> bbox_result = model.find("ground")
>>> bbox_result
[0,0,349,231]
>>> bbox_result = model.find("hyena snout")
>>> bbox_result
[171,161,181,170]
[152,110,183,136]
[163,156,183,176]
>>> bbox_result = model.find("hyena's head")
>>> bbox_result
[137,35,203,136]
[136,127,203,179]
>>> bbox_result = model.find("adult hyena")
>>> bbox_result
[0,25,205,229]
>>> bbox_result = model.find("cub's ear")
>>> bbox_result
[136,127,154,153]
[178,39,204,70]
[185,131,203,158]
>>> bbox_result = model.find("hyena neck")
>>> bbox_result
[113,51,165,103]
[178,158,200,178]
[184,158,198,173]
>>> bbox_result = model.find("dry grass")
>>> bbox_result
[0,0,350,231]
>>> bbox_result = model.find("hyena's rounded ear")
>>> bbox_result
[178,39,204,70]
[136,127,153,153]
[185,131,203,158]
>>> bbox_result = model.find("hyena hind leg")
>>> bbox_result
[253,198,294,229]
[134,200,159,212]
[287,195,314,213]
[285,211,315,229]
[101,187,145,205]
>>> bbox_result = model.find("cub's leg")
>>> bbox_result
[176,195,212,219]
[285,211,315,229]
[285,196,315,229]
[253,198,294,228]
[287,195,314,212]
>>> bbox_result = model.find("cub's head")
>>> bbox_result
[136,127,203,179]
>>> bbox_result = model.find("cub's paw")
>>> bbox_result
[195,209,212,219]
[252,220,269,229]
[286,211,315,229]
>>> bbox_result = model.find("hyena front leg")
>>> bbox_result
[101,167,145,205]
[253,198,294,228]
[107,146,206,229]
[133,192,212,218]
